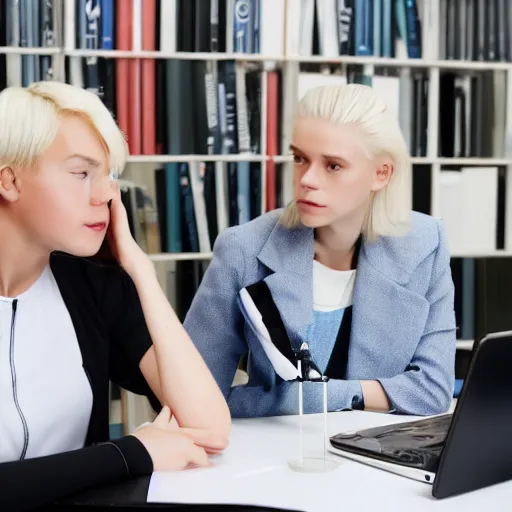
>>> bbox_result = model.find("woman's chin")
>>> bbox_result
[298,213,330,229]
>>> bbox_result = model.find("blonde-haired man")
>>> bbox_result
[0,82,230,511]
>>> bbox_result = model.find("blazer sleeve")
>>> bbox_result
[0,435,152,512]
[102,266,161,411]
[376,219,457,415]
[183,229,248,397]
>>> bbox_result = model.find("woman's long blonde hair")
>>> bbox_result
[280,83,412,242]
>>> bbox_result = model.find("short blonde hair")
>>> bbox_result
[0,81,127,174]
[280,83,412,242]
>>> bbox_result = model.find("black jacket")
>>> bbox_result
[0,253,161,511]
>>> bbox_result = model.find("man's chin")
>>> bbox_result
[56,241,104,259]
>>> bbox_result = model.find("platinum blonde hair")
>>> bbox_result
[0,81,127,174]
[280,83,412,242]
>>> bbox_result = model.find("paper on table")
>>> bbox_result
[147,413,512,512]
[148,457,343,512]
[148,414,345,511]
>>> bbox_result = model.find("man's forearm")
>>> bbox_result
[129,257,231,437]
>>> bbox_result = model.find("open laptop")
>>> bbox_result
[328,331,512,499]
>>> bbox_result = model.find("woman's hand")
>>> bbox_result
[107,184,151,277]
[131,407,228,472]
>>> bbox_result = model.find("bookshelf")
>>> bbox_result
[2,0,512,353]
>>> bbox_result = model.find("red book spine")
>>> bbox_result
[265,71,279,212]
[115,0,132,143]
[141,0,156,155]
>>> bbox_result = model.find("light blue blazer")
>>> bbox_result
[183,209,457,418]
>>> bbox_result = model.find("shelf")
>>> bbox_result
[64,49,284,61]
[148,250,512,262]
[0,46,61,55]
[456,340,474,351]
[450,251,512,258]
[127,154,265,164]
[125,155,512,165]
[2,47,511,72]
[148,252,213,262]
[437,158,512,166]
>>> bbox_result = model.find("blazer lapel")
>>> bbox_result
[347,240,430,379]
[256,221,315,349]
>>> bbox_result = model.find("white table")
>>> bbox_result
[148,411,512,512]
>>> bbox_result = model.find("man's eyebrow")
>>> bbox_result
[64,154,101,168]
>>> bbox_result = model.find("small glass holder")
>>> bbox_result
[288,361,341,474]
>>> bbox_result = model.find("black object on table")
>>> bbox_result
[38,475,302,512]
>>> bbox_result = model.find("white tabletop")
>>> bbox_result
[148,411,512,511]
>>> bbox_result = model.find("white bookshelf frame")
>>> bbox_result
[2,46,512,71]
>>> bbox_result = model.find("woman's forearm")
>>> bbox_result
[129,258,231,438]
[361,380,391,412]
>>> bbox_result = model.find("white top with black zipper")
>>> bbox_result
[0,264,93,463]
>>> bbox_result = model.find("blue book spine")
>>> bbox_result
[354,0,373,56]
[165,163,183,253]
[373,0,382,56]
[404,0,421,58]
[32,0,40,80]
[381,0,394,57]
[19,0,35,86]
[179,164,200,253]
[101,0,114,49]
[252,0,260,53]
[78,0,87,49]
[237,162,251,225]
[84,0,101,92]
[233,0,252,53]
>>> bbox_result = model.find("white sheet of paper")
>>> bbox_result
[147,412,510,512]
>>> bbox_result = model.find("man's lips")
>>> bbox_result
[85,222,107,232]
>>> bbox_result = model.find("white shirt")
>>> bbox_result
[0,265,93,463]
[312,260,356,312]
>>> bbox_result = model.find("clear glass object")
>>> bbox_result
[287,364,341,474]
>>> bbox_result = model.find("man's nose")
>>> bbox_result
[89,177,116,205]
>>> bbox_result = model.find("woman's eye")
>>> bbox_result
[73,171,89,179]
[328,163,342,172]
[293,154,305,165]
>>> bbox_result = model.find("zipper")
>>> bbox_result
[9,299,30,460]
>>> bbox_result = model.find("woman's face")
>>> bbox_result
[291,116,391,229]
[7,115,116,257]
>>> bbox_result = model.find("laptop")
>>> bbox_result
[328,331,512,499]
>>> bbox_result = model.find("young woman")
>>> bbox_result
[184,83,456,419]
[0,81,230,511]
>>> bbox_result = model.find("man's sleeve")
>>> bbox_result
[102,266,161,411]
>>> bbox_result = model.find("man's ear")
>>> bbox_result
[0,166,21,202]
[371,160,394,192]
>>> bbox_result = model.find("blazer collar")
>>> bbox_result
[257,218,414,286]
[257,220,315,277]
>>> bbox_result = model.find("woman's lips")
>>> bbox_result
[297,199,325,209]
